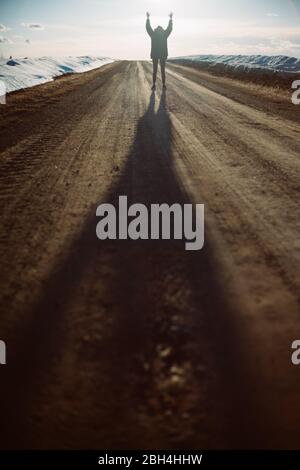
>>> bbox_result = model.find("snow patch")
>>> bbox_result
[0,56,115,93]
[171,54,300,74]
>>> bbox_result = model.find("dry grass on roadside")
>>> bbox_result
[169,60,293,103]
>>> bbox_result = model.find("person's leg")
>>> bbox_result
[152,59,158,89]
[160,59,166,88]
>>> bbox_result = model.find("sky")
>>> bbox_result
[0,0,300,59]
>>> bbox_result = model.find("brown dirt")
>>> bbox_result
[0,60,299,449]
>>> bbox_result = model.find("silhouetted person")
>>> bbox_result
[146,12,173,90]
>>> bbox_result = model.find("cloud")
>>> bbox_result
[21,22,44,30]
[0,24,10,32]
[204,37,300,58]
[267,13,279,17]
[0,36,13,44]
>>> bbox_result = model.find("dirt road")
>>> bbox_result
[0,61,299,449]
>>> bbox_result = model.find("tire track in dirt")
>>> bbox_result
[0,61,299,449]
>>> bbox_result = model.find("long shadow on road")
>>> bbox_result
[0,89,267,449]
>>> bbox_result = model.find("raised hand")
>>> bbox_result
[146,12,150,18]
[169,12,173,19]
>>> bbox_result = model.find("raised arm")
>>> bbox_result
[146,12,153,37]
[165,12,173,37]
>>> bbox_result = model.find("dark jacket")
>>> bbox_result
[146,19,173,60]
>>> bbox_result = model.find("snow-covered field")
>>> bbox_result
[0,56,114,93]
[171,54,300,75]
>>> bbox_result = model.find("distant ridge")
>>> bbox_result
[170,54,300,74]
